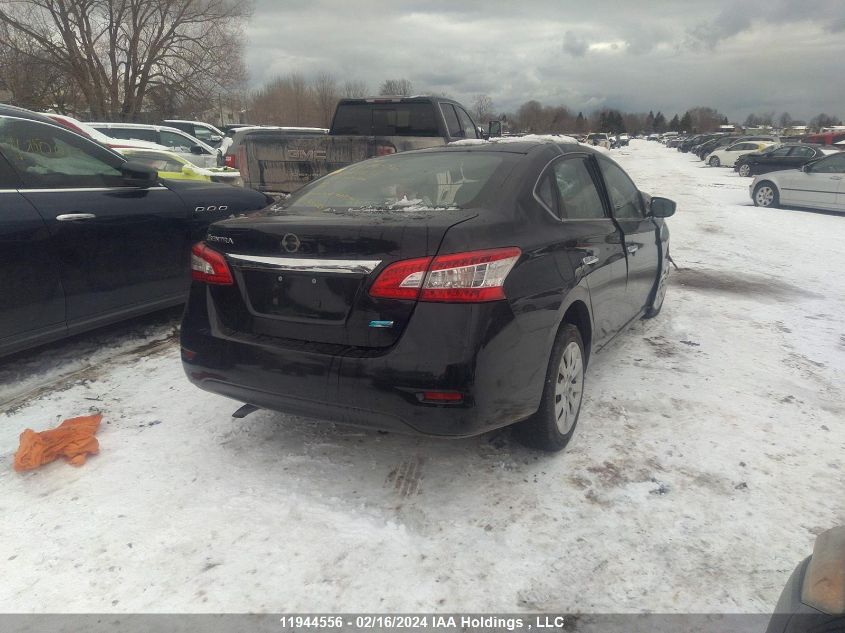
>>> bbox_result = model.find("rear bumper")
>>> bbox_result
[180,285,553,437]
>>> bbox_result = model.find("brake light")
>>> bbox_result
[224,153,237,169]
[369,247,520,302]
[191,243,233,285]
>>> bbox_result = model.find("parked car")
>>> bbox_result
[232,96,483,194]
[0,104,270,357]
[162,119,225,148]
[734,144,837,177]
[617,133,630,146]
[706,141,775,167]
[751,152,845,212]
[586,132,611,149]
[180,138,676,451]
[45,113,169,151]
[647,133,660,141]
[89,122,220,168]
[221,125,328,170]
[117,147,243,186]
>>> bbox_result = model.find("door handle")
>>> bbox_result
[581,255,599,266]
[627,244,639,254]
[56,213,96,221]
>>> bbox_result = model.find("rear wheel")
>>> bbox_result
[738,163,751,177]
[753,182,779,208]
[514,324,585,452]
[709,156,720,167]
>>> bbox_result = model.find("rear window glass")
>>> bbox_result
[286,152,507,212]
[332,103,439,136]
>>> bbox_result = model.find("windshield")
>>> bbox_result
[285,152,506,212]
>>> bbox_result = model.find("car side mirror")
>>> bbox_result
[190,145,205,155]
[649,196,676,218]
[488,120,502,138]
[802,163,814,173]
[121,161,157,188]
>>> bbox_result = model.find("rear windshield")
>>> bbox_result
[285,152,507,212]
[332,103,439,136]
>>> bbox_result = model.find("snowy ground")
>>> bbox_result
[1,140,843,614]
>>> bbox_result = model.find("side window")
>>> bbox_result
[812,153,845,174]
[769,147,793,157]
[0,117,124,189]
[440,104,462,138]
[597,157,643,219]
[535,173,556,214]
[789,146,815,158]
[160,131,196,153]
[191,126,213,142]
[455,107,479,139]
[106,127,158,142]
[0,148,21,188]
[551,157,606,220]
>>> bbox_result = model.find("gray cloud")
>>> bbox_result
[562,31,589,57]
[244,0,845,121]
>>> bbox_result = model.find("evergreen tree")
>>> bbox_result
[653,111,666,132]
[575,111,586,133]
[669,114,680,131]
[679,111,693,132]
[645,110,655,133]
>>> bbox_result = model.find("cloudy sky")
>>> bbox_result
[245,0,845,121]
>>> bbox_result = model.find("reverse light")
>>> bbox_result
[368,247,521,303]
[191,243,233,285]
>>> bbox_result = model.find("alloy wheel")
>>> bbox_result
[739,164,751,177]
[554,341,584,434]
[755,185,775,207]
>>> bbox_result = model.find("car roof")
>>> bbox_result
[0,103,62,125]
[410,136,602,157]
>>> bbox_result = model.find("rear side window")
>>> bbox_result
[789,146,815,158]
[454,107,479,139]
[102,127,158,143]
[0,118,124,189]
[440,104,462,138]
[551,157,606,220]
[597,157,643,219]
[286,152,507,212]
[332,103,440,136]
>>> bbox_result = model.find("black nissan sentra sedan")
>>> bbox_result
[181,139,675,451]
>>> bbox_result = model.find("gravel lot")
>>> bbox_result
[1,139,843,613]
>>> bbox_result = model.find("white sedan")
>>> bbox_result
[706,141,775,167]
[751,152,845,212]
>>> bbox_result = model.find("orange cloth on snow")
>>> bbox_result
[13,414,102,472]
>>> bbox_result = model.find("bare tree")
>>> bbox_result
[313,72,339,128]
[471,94,493,123]
[0,0,252,120]
[379,78,413,96]
[342,79,368,98]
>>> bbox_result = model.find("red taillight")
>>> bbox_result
[190,243,233,285]
[421,391,464,403]
[224,153,237,169]
[368,256,432,300]
[368,247,521,303]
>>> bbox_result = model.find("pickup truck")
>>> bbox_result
[230,96,484,194]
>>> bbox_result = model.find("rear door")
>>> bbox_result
[539,154,628,344]
[759,146,793,171]
[783,153,845,209]
[0,116,191,327]
[595,155,659,319]
[0,140,66,348]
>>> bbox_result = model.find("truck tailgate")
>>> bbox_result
[242,135,371,194]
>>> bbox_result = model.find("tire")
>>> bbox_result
[513,324,585,452]
[753,182,779,208]
[644,251,670,319]
[709,156,720,167]
[738,163,751,177]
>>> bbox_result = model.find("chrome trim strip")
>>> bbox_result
[227,254,382,275]
[20,186,168,193]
